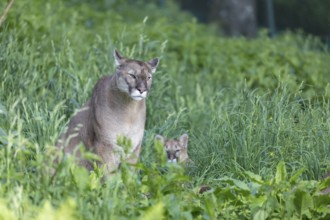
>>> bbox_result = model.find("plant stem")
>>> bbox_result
[0,0,14,27]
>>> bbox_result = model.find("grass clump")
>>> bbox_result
[0,0,329,219]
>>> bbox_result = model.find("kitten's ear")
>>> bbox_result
[155,134,165,144]
[148,58,159,74]
[113,50,125,67]
[179,134,189,149]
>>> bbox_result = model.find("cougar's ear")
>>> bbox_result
[155,134,165,145]
[148,58,159,74]
[179,133,189,149]
[113,50,125,67]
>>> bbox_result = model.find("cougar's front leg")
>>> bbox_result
[94,141,120,174]
[126,144,142,165]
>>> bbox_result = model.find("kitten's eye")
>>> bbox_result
[129,73,136,79]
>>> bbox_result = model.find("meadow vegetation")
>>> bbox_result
[0,0,329,219]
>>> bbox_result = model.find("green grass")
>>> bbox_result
[0,0,330,219]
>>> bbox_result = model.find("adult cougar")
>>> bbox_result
[56,50,159,173]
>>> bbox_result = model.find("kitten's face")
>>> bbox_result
[114,50,159,101]
[155,134,189,163]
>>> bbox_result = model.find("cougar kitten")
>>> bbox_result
[155,133,189,163]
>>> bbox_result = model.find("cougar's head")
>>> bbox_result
[113,50,159,101]
[155,134,189,163]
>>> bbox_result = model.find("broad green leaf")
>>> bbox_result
[284,193,296,218]
[214,187,236,202]
[232,179,250,192]
[0,200,16,220]
[250,195,267,208]
[56,199,78,220]
[293,190,313,218]
[140,202,165,220]
[275,161,287,184]
[154,139,167,165]
[36,199,77,220]
[314,194,330,213]
[204,194,218,220]
[289,168,305,184]
[253,209,269,220]
[264,196,278,213]
[88,171,101,190]
[220,177,250,191]
[70,166,89,191]
[318,177,330,191]
[244,171,264,184]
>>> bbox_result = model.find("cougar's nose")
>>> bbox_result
[136,82,147,94]
[136,87,146,94]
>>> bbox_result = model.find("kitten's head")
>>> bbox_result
[155,134,189,163]
[113,50,159,101]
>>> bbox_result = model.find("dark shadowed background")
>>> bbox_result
[178,0,329,42]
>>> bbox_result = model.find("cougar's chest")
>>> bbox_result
[115,120,144,150]
[96,106,145,153]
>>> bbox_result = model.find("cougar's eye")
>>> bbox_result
[147,76,152,80]
[129,73,136,79]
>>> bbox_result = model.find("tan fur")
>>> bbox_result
[155,134,189,163]
[56,50,159,173]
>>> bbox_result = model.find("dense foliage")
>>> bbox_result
[273,0,330,37]
[0,0,329,219]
